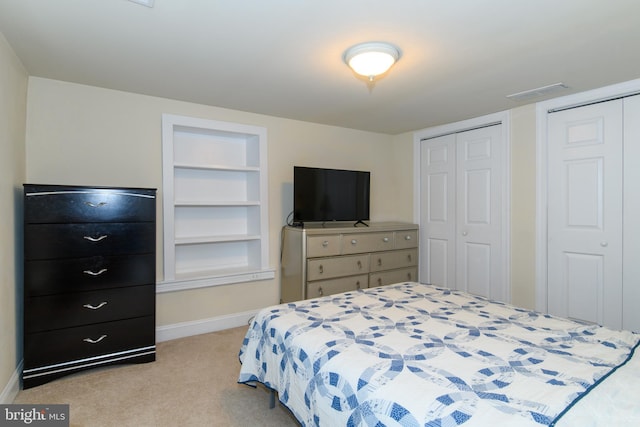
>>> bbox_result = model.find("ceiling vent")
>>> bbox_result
[506,83,568,101]
[128,0,154,7]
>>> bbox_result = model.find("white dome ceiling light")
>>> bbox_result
[343,42,401,82]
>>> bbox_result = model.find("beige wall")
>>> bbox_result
[0,32,27,397]
[25,77,414,327]
[509,105,537,309]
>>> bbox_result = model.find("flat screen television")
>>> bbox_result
[293,166,370,225]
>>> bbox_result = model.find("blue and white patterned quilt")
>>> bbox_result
[238,282,639,426]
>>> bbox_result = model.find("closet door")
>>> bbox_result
[420,124,505,301]
[456,126,504,300]
[420,134,456,288]
[547,100,623,329]
[623,95,640,332]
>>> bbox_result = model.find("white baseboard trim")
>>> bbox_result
[155,309,258,342]
[1,361,22,404]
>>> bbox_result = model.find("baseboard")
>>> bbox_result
[155,309,258,342]
[0,361,22,404]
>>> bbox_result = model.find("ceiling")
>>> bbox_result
[1,0,639,135]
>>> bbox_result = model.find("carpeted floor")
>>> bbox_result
[13,326,298,426]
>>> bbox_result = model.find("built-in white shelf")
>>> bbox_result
[161,114,274,291]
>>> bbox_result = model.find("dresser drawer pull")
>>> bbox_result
[357,260,362,269]
[407,254,412,262]
[405,235,412,240]
[83,268,108,276]
[383,237,389,243]
[83,235,108,242]
[318,286,324,296]
[318,265,323,274]
[407,272,412,280]
[351,239,357,245]
[377,258,382,267]
[377,278,382,286]
[83,334,107,344]
[85,201,108,208]
[356,280,361,289]
[322,241,329,247]
[83,302,108,310]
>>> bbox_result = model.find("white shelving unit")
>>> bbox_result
[160,114,274,292]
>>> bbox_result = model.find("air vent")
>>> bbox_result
[128,0,154,7]
[506,83,568,101]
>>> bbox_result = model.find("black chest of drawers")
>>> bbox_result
[23,184,157,388]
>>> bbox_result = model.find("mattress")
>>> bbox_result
[238,282,640,426]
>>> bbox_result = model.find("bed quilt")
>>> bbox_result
[238,282,639,426]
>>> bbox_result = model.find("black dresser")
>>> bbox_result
[23,184,157,388]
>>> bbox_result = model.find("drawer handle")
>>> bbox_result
[407,272,412,280]
[83,334,107,344]
[357,260,362,269]
[322,241,329,247]
[405,235,412,241]
[83,235,108,242]
[377,258,382,267]
[83,268,108,276]
[83,302,108,310]
[383,237,389,243]
[318,265,323,274]
[351,239,357,245]
[377,278,382,286]
[318,286,323,296]
[85,201,108,208]
[356,280,361,289]
[407,254,412,262]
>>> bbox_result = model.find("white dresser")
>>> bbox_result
[280,222,418,302]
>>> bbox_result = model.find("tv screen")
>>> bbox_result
[293,166,370,224]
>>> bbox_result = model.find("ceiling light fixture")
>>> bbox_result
[343,42,400,82]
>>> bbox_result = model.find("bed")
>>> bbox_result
[238,282,640,426]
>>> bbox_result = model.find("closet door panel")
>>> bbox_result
[623,94,640,332]
[420,134,456,287]
[547,100,623,329]
[455,125,504,300]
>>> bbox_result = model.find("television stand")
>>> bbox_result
[354,220,369,227]
[280,222,419,302]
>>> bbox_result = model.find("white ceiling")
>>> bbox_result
[1,0,639,134]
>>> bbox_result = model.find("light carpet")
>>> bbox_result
[13,326,298,426]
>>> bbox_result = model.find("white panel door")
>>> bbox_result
[623,95,640,332]
[420,134,456,288]
[420,125,505,301]
[455,126,504,300]
[547,100,623,329]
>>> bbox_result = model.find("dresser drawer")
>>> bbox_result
[23,316,155,370]
[306,275,368,299]
[25,285,155,333]
[306,235,341,258]
[25,254,155,296]
[25,222,155,260]
[307,254,369,281]
[24,186,156,224]
[394,230,418,249]
[370,249,418,272]
[342,232,394,254]
[369,267,417,288]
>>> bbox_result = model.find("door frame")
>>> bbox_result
[535,78,640,312]
[413,110,511,301]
